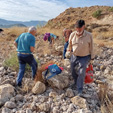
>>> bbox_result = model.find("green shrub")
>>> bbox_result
[109,7,113,12]
[92,10,102,18]
[3,52,39,71]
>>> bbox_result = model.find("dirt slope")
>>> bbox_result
[45,6,113,29]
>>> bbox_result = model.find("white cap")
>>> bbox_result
[28,26,36,32]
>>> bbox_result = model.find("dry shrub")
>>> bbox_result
[98,43,105,47]
[2,27,27,41]
[93,44,102,56]
[36,38,52,55]
[8,26,27,36]
[93,31,113,40]
[93,37,113,48]
[37,27,63,37]
[98,82,113,113]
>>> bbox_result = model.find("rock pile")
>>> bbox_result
[0,46,113,113]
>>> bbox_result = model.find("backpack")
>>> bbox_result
[43,33,50,41]
[44,64,62,80]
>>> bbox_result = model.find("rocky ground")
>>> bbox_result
[0,39,113,113]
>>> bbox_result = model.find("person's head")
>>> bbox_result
[56,36,59,40]
[75,20,85,36]
[63,28,67,32]
[0,29,4,33]
[28,26,37,36]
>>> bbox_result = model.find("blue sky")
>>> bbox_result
[0,0,113,21]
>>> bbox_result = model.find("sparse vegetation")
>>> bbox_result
[98,83,113,113]
[8,26,27,37]
[1,27,27,41]
[3,52,39,71]
[3,52,19,71]
[37,27,63,36]
[109,7,113,12]
[92,10,102,18]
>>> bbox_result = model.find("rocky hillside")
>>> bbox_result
[0,5,113,113]
[45,6,113,29]
[0,37,113,113]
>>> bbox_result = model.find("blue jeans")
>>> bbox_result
[48,36,52,44]
[17,53,37,86]
[71,54,91,93]
[63,41,69,59]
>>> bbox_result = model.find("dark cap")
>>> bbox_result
[75,20,85,28]
[0,29,3,32]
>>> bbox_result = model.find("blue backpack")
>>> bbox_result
[44,64,62,80]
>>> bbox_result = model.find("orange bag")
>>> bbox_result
[85,64,94,84]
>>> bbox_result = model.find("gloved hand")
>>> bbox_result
[66,51,71,59]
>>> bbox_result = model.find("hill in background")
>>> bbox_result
[45,6,113,30]
[0,18,47,28]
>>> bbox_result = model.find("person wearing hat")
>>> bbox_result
[14,26,38,87]
[66,20,95,96]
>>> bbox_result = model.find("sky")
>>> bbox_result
[0,0,113,22]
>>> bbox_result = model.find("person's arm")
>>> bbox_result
[63,42,69,59]
[30,36,35,53]
[14,36,19,48]
[67,32,74,52]
[14,41,18,48]
[51,37,54,46]
[30,46,35,52]
[90,35,95,60]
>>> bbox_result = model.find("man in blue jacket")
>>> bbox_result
[14,26,37,87]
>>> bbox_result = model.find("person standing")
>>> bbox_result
[0,29,4,37]
[67,20,94,95]
[63,28,72,59]
[14,26,37,87]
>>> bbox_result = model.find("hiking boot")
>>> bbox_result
[70,83,76,90]
[16,84,22,89]
[15,82,22,89]
[76,90,83,97]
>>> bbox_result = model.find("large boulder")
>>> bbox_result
[2,107,12,113]
[64,59,70,67]
[71,96,89,109]
[0,84,15,106]
[73,109,92,113]
[47,73,69,89]
[15,94,24,102]
[108,81,113,91]
[65,88,74,98]
[39,102,50,112]
[4,101,16,109]
[55,45,63,51]
[32,81,46,94]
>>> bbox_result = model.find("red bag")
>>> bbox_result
[85,64,94,84]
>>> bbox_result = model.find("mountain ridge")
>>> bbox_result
[0,18,47,28]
